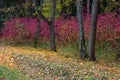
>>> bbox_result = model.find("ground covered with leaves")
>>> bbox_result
[0,44,120,80]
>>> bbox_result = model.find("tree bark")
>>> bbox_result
[49,0,56,52]
[32,0,43,48]
[88,0,99,61]
[33,0,56,52]
[34,14,41,48]
[0,0,3,28]
[0,0,3,9]
[76,0,88,59]
[116,37,120,61]
[87,0,90,16]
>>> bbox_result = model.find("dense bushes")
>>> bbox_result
[1,13,120,44]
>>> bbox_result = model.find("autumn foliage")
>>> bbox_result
[1,13,120,44]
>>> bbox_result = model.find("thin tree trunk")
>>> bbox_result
[88,0,99,61]
[49,0,56,52]
[76,0,88,59]
[32,0,43,48]
[34,15,41,48]
[106,0,108,7]
[116,38,120,61]
[87,0,90,16]
[0,0,3,28]
[34,0,56,52]
[0,0,3,9]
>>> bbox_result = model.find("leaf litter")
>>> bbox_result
[0,45,120,80]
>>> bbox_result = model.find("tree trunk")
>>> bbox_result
[49,23,56,52]
[34,15,41,48]
[87,0,90,16]
[88,0,99,61]
[116,37,120,61]
[35,0,56,52]
[49,0,56,52]
[0,0,3,28]
[0,0,3,9]
[32,0,43,48]
[76,0,88,59]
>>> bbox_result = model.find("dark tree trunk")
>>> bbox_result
[76,0,88,59]
[0,0,3,28]
[60,0,67,19]
[87,0,90,16]
[0,0,3,9]
[34,15,41,48]
[49,22,56,52]
[88,0,99,61]
[116,37,120,61]
[32,0,42,48]
[49,0,56,52]
[106,0,108,7]
[35,0,56,52]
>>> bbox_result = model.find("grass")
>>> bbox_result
[58,44,79,58]
[0,40,118,63]
[0,65,29,80]
[0,42,120,79]
[0,40,120,80]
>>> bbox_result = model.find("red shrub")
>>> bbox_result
[1,13,120,44]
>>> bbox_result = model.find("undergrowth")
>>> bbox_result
[0,65,29,80]
[0,44,119,80]
[0,40,118,66]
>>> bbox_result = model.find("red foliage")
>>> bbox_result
[1,13,120,44]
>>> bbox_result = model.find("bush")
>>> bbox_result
[1,13,120,45]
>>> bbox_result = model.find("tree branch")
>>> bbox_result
[40,12,51,25]
[50,0,56,22]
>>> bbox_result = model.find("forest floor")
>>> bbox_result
[0,44,120,80]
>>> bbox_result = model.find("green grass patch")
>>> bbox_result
[58,44,79,58]
[0,65,29,80]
